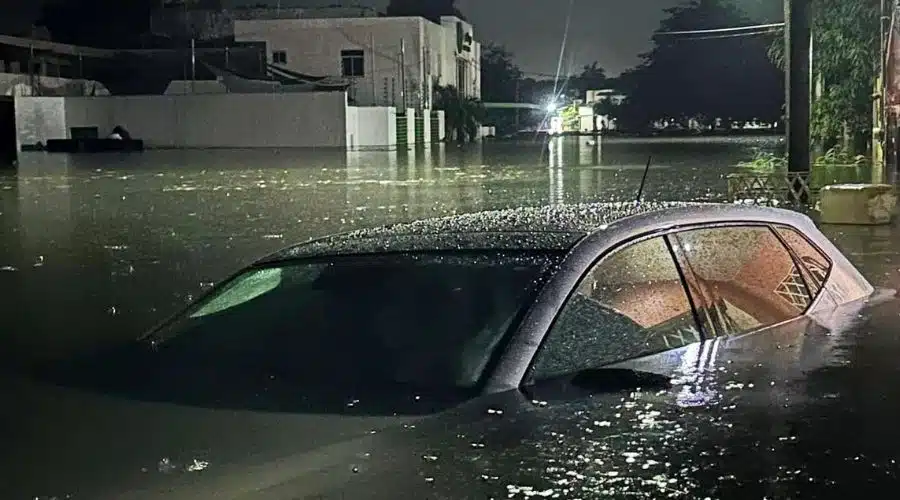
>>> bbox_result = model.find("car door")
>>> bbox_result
[520,224,820,391]
[480,225,826,496]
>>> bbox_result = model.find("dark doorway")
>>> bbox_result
[0,97,16,167]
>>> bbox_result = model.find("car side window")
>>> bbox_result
[530,236,701,381]
[774,226,831,299]
[669,226,812,337]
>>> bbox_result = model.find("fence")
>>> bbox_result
[726,164,874,208]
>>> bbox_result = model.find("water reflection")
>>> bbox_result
[489,308,884,499]
[0,135,895,365]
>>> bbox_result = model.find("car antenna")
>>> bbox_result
[635,155,652,204]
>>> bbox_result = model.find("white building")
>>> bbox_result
[586,89,626,106]
[233,15,481,108]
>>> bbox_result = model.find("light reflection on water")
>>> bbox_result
[0,135,895,363]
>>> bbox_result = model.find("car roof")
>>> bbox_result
[259,201,801,263]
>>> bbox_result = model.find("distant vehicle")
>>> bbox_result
[5,202,895,499]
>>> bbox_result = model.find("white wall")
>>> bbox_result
[433,109,446,141]
[164,80,228,95]
[13,96,66,150]
[421,108,432,145]
[16,92,350,149]
[346,106,397,150]
[402,108,416,148]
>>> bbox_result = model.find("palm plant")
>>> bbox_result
[433,85,485,143]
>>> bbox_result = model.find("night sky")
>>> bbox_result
[254,0,782,76]
[270,0,689,76]
[1,0,784,77]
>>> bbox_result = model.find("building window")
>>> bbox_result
[456,59,467,96]
[272,51,287,64]
[341,49,365,77]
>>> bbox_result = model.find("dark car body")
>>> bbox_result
[3,202,896,499]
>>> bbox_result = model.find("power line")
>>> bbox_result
[676,29,783,41]
[657,22,785,36]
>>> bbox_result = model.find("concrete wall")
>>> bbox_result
[433,109,446,141]
[164,80,229,95]
[234,15,482,107]
[345,105,397,150]
[15,92,349,148]
[402,108,416,148]
[14,95,66,150]
[421,108,432,145]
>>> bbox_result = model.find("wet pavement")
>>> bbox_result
[0,135,898,364]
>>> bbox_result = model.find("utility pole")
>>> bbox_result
[399,38,407,110]
[873,0,892,183]
[514,79,521,132]
[785,0,812,202]
[190,38,197,94]
[28,43,36,96]
[371,33,377,106]
[886,0,898,182]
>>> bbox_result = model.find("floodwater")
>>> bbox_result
[0,135,897,365]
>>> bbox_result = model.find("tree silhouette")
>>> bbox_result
[385,0,465,23]
[434,85,484,142]
[573,62,608,94]
[616,0,783,131]
[480,44,523,102]
[37,0,154,47]
[765,0,880,152]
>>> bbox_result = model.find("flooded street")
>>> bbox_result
[1,135,898,364]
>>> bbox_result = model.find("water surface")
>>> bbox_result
[1,135,896,363]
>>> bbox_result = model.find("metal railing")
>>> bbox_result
[726,172,813,207]
[726,164,874,208]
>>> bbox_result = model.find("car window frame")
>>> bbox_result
[770,223,835,307]
[667,223,820,338]
[522,232,704,385]
[521,220,823,388]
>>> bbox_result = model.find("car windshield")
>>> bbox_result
[46,251,561,415]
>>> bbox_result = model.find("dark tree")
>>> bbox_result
[479,44,525,133]
[572,62,608,94]
[434,85,485,143]
[37,0,155,48]
[385,0,465,23]
[480,44,523,102]
[616,0,783,131]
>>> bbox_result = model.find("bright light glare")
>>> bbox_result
[546,103,557,112]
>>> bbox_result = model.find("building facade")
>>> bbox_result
[233,15,481,108]
[586,89,626,106]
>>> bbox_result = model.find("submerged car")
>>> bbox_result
[4,201,898,499]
